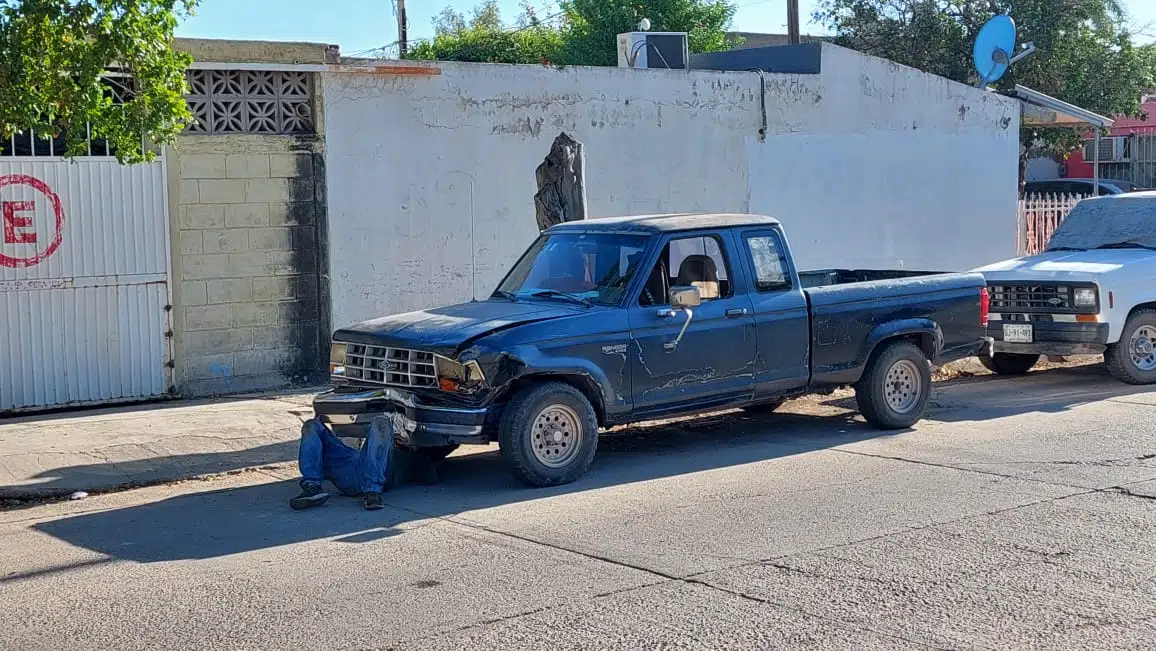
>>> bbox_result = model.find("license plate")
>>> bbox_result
[1003,323,1033,343]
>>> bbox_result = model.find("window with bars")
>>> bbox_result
[0,68,316,157]
[0,75,133,158]
[185,69,314,135]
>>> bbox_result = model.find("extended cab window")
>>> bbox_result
[639,235,733,306]
[745,233,791,292]
[496,232,648,306]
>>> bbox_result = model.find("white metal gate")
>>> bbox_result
[0,158,172,412]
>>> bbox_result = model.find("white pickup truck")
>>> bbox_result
[974,192,1156,384]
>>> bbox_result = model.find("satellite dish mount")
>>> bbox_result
[972,15,1037,88]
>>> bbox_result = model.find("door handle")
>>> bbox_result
[725,308,748,318]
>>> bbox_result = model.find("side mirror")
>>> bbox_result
[669,286,702,310]
[663,286,700,353]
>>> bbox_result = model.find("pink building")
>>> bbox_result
[1064,96,1156,179]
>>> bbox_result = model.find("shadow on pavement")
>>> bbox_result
[824,363,1153,422]
[27,408,881,566]
[21,361,1154,569]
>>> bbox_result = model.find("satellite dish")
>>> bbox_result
[972,14,1036,88]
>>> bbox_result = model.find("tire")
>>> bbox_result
[422,444,459,462]
[1106,309,1156,385]
[979,352,1040,375]
[742,399,785,415]
[855,340,933,430]
[498,382,599,487]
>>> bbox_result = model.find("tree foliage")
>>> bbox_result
[407,0,737,67]
[813,0,1156,155]
[559,0,736,66]
[409,1,565,64]
[0,0,196,163]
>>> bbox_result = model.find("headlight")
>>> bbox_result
[1073,288,1097,308]
[434,356,486,392]
[329,342,347,377]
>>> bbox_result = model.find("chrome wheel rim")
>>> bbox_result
[531,404,582,468]
[884,359,922,414]
[1129,326,1156,371]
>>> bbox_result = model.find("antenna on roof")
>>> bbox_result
[972,15,1036,89]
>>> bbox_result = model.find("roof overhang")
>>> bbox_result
[1013,84,1114,129]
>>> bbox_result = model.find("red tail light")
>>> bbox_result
[979,287,990,327]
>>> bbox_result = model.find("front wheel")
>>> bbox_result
[498,382,599,487]
[855,341,932,430]
[1106,310,1156,385]
[979,352,1040,375]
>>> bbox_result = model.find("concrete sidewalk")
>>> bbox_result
[0,390,320,499]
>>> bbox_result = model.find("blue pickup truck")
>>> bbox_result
[315,213,992,486]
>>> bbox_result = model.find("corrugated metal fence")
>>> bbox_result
[0,158,172,412]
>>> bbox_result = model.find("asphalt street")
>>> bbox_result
[2,363,1155,650]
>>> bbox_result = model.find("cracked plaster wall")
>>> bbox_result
[321,44,1020,330]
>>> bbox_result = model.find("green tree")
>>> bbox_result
[560,0,736,66]
[409,0,565,65]
[0,0,197,164]
[408,0,738,66]
[813,0,1156,163]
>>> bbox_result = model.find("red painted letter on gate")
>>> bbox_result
[2,200,35,244]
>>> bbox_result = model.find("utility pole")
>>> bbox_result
[787,0,800,45]
[397,0,408,57]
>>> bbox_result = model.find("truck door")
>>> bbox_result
[738,228,811,397]
[627,231,757,416]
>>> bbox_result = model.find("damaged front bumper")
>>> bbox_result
[312,388,493,447]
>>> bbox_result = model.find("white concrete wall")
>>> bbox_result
[322,45,1020,330]
[746,46,1020,271]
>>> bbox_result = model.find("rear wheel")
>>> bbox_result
[979,353,1040,375]
[855,341,932,430]
[1106,310,1156,385]
[498,382,599,487]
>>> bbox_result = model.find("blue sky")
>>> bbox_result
[176,0,1155,55]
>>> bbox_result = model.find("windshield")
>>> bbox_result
[496,232,649,306]
[1046,194,1156,252]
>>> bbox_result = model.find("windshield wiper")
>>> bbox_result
[492,289,518,302]
[530,290,593,307]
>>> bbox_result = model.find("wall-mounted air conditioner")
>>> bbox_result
[1083,136,1130,162]
[617,32,688,70]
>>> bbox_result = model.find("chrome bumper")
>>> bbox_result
[312,388,491,445]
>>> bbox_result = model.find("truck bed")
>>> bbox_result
[799,269,988,387]
[798,268,946,288]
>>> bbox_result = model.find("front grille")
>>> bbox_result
[343,344,437,388]
[988,284,1070,311]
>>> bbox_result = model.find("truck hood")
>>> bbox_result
[972,249,1156,283]
[333,300,584,356]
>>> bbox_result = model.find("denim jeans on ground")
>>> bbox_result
[297,418,392,496]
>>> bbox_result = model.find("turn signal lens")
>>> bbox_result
[439,377,460,392]
[1076,314,1098,323]
[329,343,347,377]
